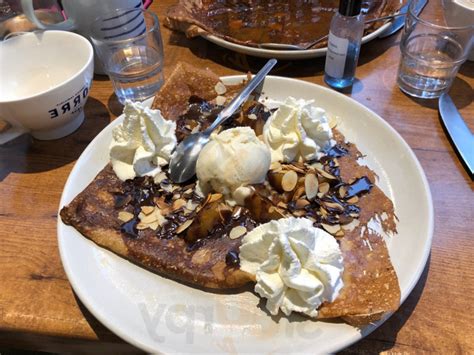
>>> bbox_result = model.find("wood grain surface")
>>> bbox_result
[0,0,473,353]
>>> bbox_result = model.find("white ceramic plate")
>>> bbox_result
[201,22,391,60]
[58,76,433,353]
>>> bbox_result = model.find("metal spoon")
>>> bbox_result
[169,58,277,183]
[258,12,410,51]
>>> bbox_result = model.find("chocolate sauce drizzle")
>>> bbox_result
[346,177,373,198]
[112,97,373,262]
[176,96,271,142]
[114,176,158,238]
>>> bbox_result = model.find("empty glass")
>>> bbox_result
[397,0,473,99]
[91,8,164,104]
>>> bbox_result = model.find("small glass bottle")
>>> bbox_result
[324,0,364,89]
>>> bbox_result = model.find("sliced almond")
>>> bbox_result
[269,206,287,218]
[333,159,339,167]
[214,82,227,95]
[295,199,310,209]
[323,201,344,212]
[281,170,298,192]
[319,207,328,217]
[305,173,319,201]
[185,200,198,211]
[215,95,226,106]
[311,162,324,171]
[292,161,305,169]
[148,221,160,231]
[153,172,167,184]
[161,184,174,193]
[139,211,157,224]
[338,186,347,198]
[292,186,306,201]
[335,229,345,237]
[172,193,181,200]
[176,219,194,234]
[277,201,288,209]
[118,211,134,223]
[314,166,336,180]
[155,211,167,227]
[319,182,330,195]
[136,222,148,230]
[229,225,247,239]
[347,195,359,204]
[247,113,257,120]
[270,161,282,171]
[141,206,155,215]
[292,210,306,217]
[287,164,305,174]
[329,116,338,129]
[342,219,360,230]
[321,223,341,235]
[139,207,166,226]
[155,198,170,213]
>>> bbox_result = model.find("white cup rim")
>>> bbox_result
[410,0,474,31]
[0,30,94,104]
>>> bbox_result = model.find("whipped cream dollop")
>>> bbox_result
[196,127,271,205]
[110,100,177,181]
[263,97,334,163]
[239,217,344,317]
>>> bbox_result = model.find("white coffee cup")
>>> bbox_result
[20,0,145,73]
[443,0,474,61]
[0,31,94,143]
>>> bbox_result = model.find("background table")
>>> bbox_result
[1,0,473,353]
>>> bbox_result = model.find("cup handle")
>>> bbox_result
[20,0,75,31]
[0,123,28,145]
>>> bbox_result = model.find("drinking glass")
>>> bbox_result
[397,0,473,99]
[91,8,164,104]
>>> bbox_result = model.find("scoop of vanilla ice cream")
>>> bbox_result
[110,100,177,181]
[263,97,334,163]
[196,127,271,204]
[239,217,344,318]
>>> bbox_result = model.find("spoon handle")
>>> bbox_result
[206,58,277,133]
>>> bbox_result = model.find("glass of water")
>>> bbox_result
[91,8,164,104]
[397,0,473,99]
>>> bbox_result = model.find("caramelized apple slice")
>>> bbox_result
[267,170,285,193]
[184,196,232,243]
[244,190,287,223]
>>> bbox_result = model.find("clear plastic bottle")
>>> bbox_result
[324,0,364,89]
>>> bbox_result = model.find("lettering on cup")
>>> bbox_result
[48,85,90,119]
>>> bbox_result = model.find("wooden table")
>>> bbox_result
[1,1,473,353]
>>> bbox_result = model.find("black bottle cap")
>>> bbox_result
[338,0,362,16]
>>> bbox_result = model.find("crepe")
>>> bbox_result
[165,0,405,49]
[60,62,400,325]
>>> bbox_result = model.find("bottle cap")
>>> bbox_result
[338,0,362,16]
